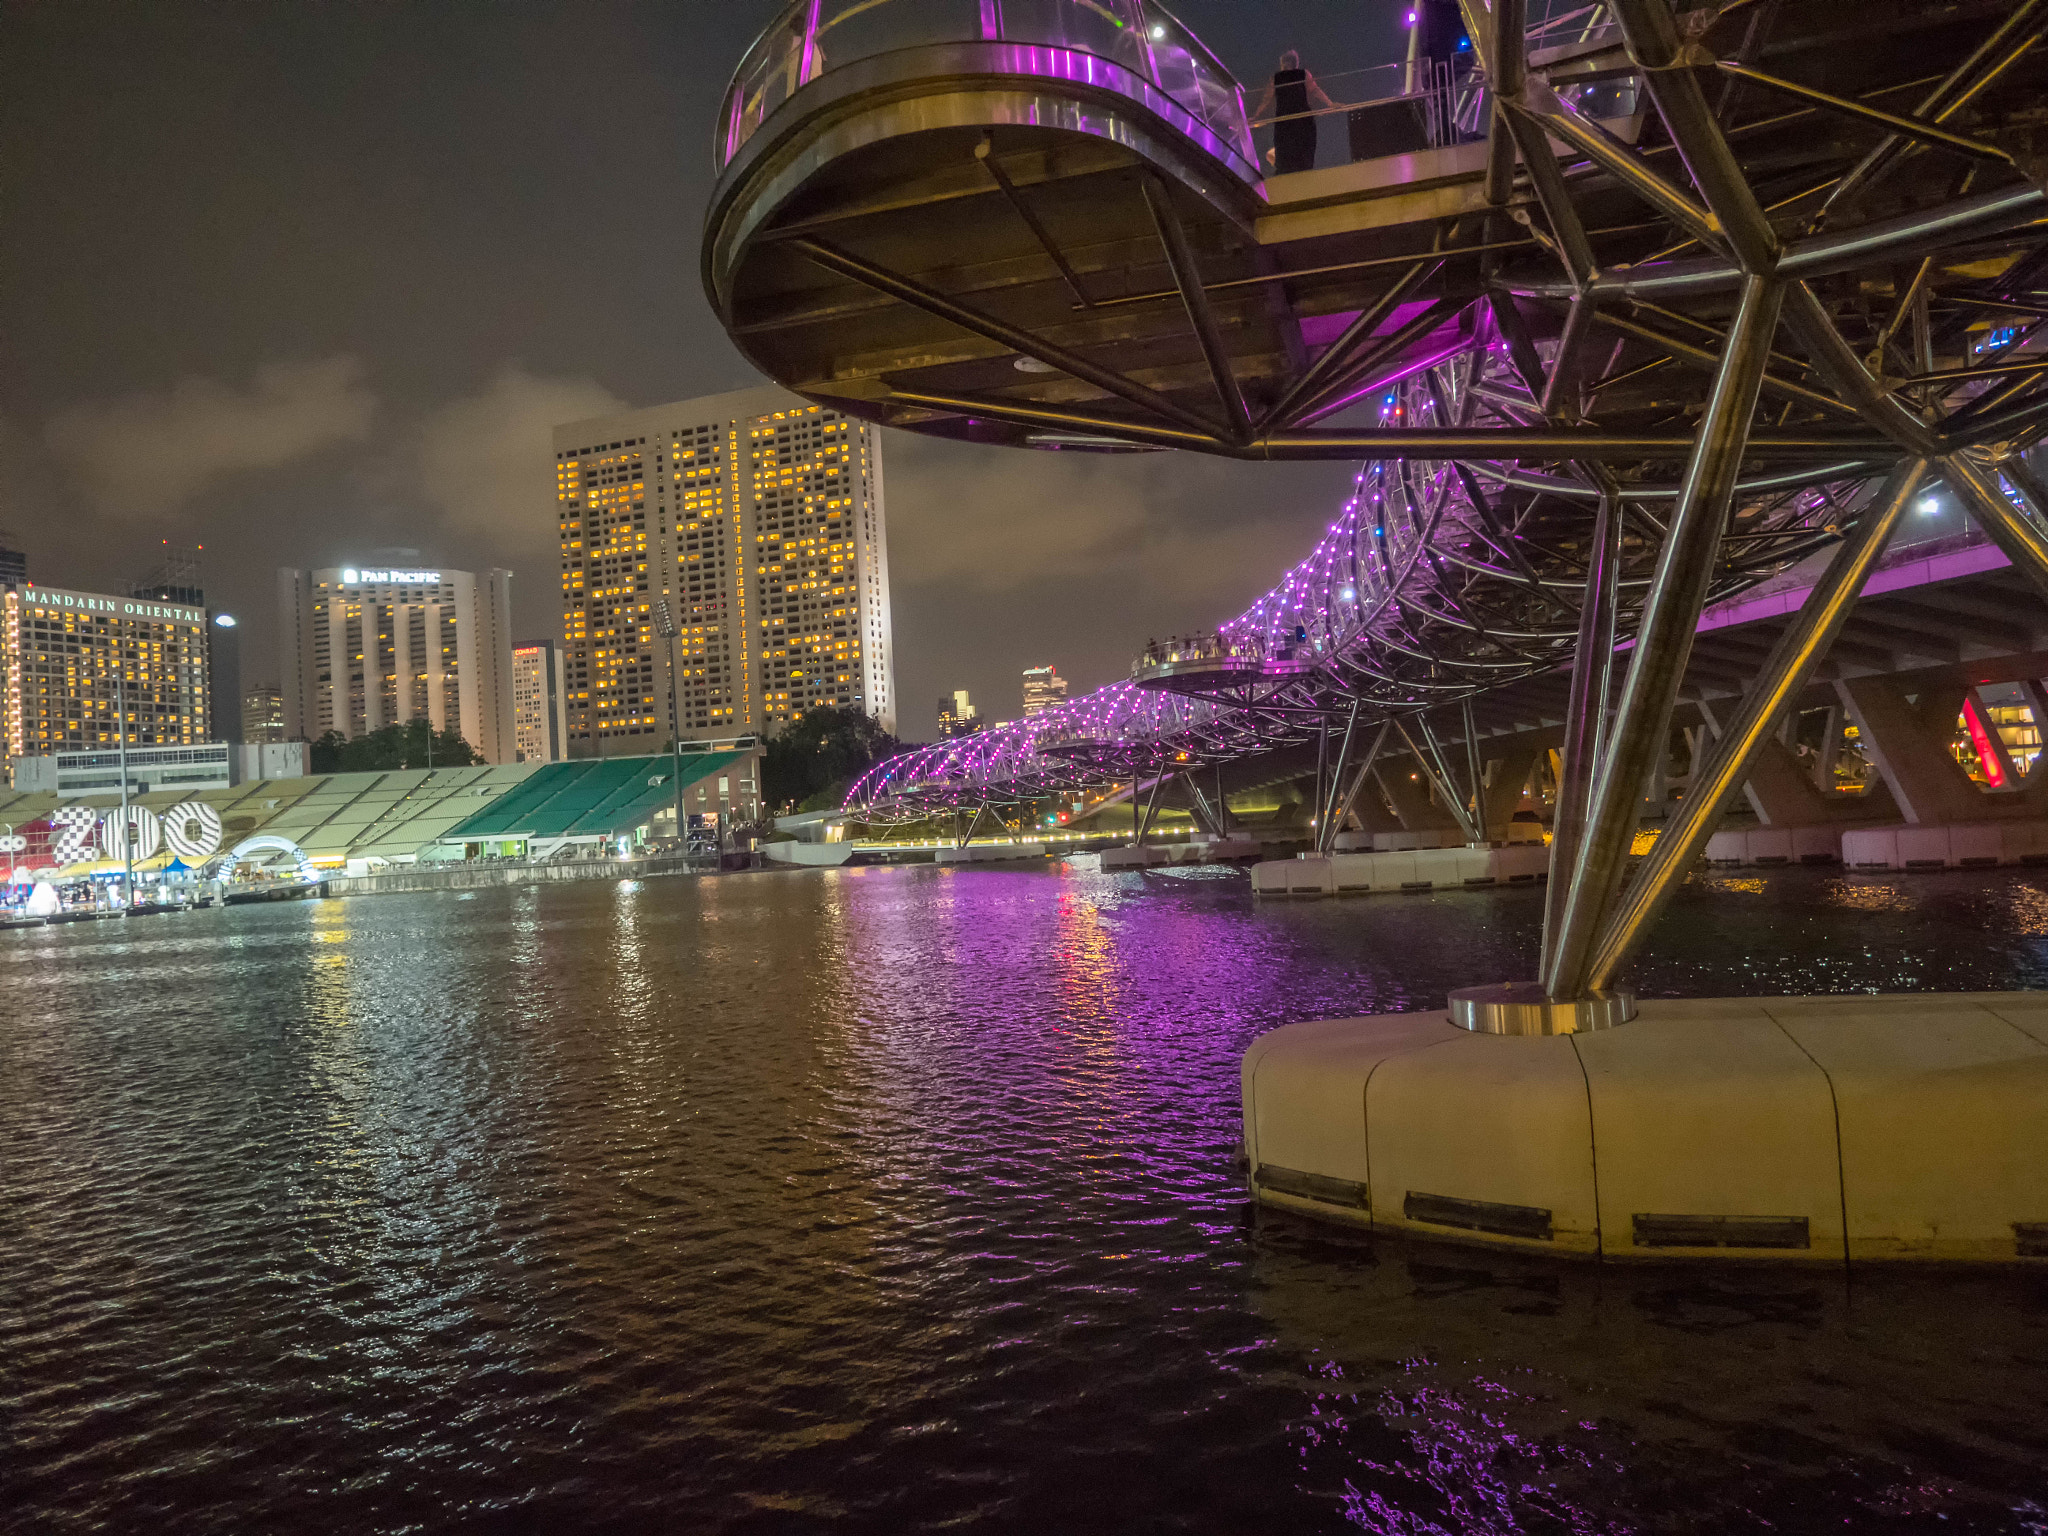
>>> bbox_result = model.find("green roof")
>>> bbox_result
[442,752,750,839]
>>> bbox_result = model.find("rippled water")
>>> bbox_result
[5,864,2048,1534]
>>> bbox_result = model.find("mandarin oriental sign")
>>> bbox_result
[19,585,204,625]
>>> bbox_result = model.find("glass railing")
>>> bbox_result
[1245,3,1634,176]
[717,0,1255,173]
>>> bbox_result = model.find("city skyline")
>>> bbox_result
[0,2,1383,740]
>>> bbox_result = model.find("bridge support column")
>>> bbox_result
[1834,675,1986,825]
[1697,701,1840,826]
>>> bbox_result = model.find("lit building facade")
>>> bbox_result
[551,385,894,757]
[243,684,286,743]
[277,564,515,763]
[1022,665,1067,717]
[2,583,211,760]
[511,639,569,763]
[938,689,980,738]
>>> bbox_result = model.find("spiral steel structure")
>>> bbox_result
[709,0,2048,992]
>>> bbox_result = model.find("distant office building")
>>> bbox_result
[938,689,981,739]
[130,543,244,743]
[243,684,286,743]
[1022,665,1068,717]
[132,541,205,608]
[277,563,515,763]
[551,384,894,756]
[2,583,211,759]
[511,638,569,763]
[0,530,26,590]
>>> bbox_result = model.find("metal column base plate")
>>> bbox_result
[1447,981,1636,1035]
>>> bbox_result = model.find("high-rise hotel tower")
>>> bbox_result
[276,563,515,763]
[551,385,894,755]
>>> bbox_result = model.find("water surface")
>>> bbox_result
[4,864,2046,1533]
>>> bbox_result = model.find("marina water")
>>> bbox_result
[5,864,2047,1532]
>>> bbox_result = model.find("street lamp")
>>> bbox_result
[655,599,684,853]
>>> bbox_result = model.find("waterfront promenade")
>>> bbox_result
[5,863,2047,1531]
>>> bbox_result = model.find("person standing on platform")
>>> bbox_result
[1251,50,1333,175]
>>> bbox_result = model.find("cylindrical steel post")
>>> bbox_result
[1538,488,1620,985]
[1547,273,1785,1001]
[1585,459,1930,990]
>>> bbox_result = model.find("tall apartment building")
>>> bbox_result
[511,638,569,763]
[1022,665,1067,716]
[276,563,515,763]
[551,384,894,757]
[2,583,211,759]
[242,684,286,743]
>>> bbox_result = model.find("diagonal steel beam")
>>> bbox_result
[1523,95,1723,253]
[1817,0,2048,225]
[788,235,1227,440]
[1139,174,1251,443]
[1585,460,1930,990]
[879,386,1892,459]
[1713,62,2016,165]
[975,137,1094,310]
[1259,259,1440,433]
[1779,282,1942,454]
[1546,273,1786,1000]
[1942,450,2048,604]
[1609,0,1781,273]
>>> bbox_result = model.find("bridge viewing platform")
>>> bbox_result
[710,0,2048,1263]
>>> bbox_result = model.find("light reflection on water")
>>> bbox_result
[3,863,2046,1534]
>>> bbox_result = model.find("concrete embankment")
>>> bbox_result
[325,855,711,897]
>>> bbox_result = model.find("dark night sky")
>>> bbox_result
[1,2,1405,738]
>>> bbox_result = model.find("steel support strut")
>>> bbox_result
[1546,273,1786,1001]
[1584,460,1931,990]
[1941,451,2048,603]
[1539,486,1622,985]
[1315,701,1361,854]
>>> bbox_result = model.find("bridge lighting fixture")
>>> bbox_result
[1917,496,1941,514]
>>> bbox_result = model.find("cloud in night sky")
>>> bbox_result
[44,356,378,520]
[416,365,626,549]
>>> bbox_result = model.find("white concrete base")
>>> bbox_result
[1331,824,1543,853]
[763,841,855,867]
[1703,824,1850,867]
[934,841,1046,864]
[1242,993,2048,1263]
[1252,843,1550,898]
[1841,821,2048,870]
[1100,838,1264,870]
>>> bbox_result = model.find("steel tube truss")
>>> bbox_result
[716,0,2048,990]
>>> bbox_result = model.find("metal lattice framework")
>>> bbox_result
[709,0,2048,996]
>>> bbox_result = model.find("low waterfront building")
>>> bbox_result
[0,761,542,875]
[9,742,234,797]
[436,740,761,858]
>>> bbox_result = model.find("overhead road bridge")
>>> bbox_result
[711,0,2048,1261]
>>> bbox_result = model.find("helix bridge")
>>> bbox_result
[709,0,2048,1001]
